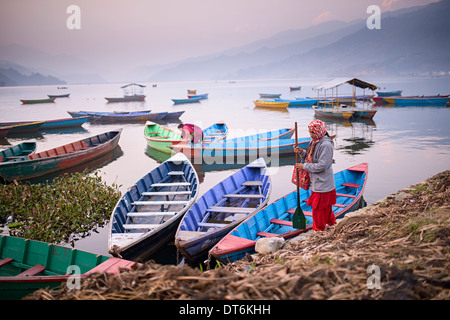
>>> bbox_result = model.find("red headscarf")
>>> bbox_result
[305,120,327,163]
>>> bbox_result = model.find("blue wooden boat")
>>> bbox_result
[187,93,208,100]
[201,122,229,144]
[383,95,449,106]
[0,142,36,162]
[67,110,170,122]
[376,90,402,97]
[163,111,185,120]
[0,121,44,135]
[108,153,199,261]
[0,117,88,131]
[47,93,70,98]
[171,133,311,159]
[210,163,369,264]
[175,158,271,266]
[172,97,201,104]
[275,98,317,107]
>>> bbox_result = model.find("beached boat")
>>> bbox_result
[383,96,450,106]
[210,163,369,264]
[253,100,290,109]
[376,90,402,97]
[1,117,88,131]
[108,153,199,261]
[259,93,282,99]
[0,235,135,300]
[187,93,208,100]
[105,83,146,103]
[172,97,201,104]
[175,158,271,266]
[47,93,70,98]
[20,98,55,104]
[0,130,122,182]
[0,142,36,162]
[0,121,45,135]
[68,110,170,122]
[144,121,229,154]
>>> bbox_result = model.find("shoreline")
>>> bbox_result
[26,170,449,300]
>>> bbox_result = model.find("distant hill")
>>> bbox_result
[144,1,450,81]
[0,67,66,87]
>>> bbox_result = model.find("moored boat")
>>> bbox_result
[108,153,199,261]
[275,98,317,107]
[187,93,208,100]
[68,110,170,122]
[20,98,55,104]
[253,100,290,109]
[0,130,122,182]
[1,117,88,131]
[383,96,450,106]
[376,90,402,97]
[105,83,146,103]
[175,158,271,266]
[0,235,135,300]
[172,97,201,104]
[47,93,70,98]
[210,163,369,264]
[0,142,36,162]
[313,106,354,120]
[259,93,281,99]
[0,121,45,135]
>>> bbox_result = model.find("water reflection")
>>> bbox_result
[319,117,376,155]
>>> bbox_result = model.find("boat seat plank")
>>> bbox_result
[127,211,177,217]
[0,258,13,267]
[16,264,46,277]
[333,203,346,208]
[132,200,189,206]
[123,224,160,230]
[198,222,230,228]
[342,183,360,188]
[177,230,205,240]
[257,231,283,238]
[223,194,264,199]
[206,206,255,213]
[241,181,262,187]
[270,219,293,227]
[147,132,160,135]
[167,171,185,176]
[336,193,356,198]
[142,191,191,196]
[286,209,313,216]
[151,182,191,187]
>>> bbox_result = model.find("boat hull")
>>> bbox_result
[20,98,55,104]
[210,163,369,264]
[0,235,135,300]
[175,158,271,266]
[108,153,199,261]
[313,107,354,120]
[0,130,122,182]
[253,100,289,108]
[105,95,146,102]
[383,97,449,105]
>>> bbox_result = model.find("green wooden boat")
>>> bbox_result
[0,235,136,300]
[144,121,183,153]
[20,98,56,104]
[0,142,36,162]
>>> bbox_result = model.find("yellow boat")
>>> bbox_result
[253,100,290,108]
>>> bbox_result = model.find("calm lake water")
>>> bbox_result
[1,76,449,260]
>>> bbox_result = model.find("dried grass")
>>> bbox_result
[26,170,450,300]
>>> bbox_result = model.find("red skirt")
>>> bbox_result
[306,189,337,231]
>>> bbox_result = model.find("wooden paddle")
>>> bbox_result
[293,122,306,229]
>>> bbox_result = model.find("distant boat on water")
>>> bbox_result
[259,93,281,99]
[47,93,70,98]
[376,90,402,97]
[20,98,55,104]
[105,83,146,103]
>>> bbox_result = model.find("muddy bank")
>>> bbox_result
[26,170,449,300]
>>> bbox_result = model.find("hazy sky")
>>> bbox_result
[0,0,440,71]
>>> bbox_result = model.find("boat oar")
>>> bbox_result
[293,122,306,229]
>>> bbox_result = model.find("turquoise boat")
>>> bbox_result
[274,98,317,107]
[210,163,369,264]
[0,235,135,300]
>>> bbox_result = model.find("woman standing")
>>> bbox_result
[294,119,336,231]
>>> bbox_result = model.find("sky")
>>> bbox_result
[0,0,441,72]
